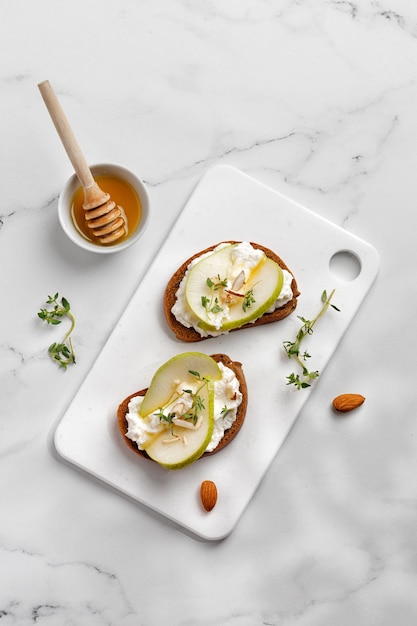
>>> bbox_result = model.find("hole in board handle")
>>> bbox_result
[329,250,361,282]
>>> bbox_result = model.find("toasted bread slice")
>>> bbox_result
[117,353,247,461]
[164,241,299,342]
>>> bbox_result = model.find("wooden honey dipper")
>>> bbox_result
[38,80,126,244]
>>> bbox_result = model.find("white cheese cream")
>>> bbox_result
[171,242,293,337]
[125,362,242,453]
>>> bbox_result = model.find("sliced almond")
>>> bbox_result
[162,435,181,444]
[171,402,185,416]
[224,288,245,298]
[172,416,202,430]
[232,270,245,291]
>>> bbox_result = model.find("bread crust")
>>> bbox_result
[164,241,300,342]
[117,353,247,462]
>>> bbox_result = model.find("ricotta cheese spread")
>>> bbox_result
[171,241,293,337]
[125,362,242,453]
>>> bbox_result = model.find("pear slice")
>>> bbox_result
[144,379,215,469]
[185,244,284,332]
[139,352,222,417]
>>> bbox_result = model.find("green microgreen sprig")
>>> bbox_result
[201,276,227,316]
[203,274,256,316]
[283,289,340,389]
[242,288,255,312]
[206,275,228,290]
[221,405,231,419]
[37,292,76,370]
[156,370,208,427]
[201,295,223,315]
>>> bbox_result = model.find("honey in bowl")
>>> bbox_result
[70,174,142,246]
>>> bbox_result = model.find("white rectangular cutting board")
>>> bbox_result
[54,165,380,540]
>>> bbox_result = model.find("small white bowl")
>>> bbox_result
[58,163,150,254]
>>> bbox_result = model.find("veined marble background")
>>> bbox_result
[1,0,417,624]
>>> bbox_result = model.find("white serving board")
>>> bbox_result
[54,165,380,540]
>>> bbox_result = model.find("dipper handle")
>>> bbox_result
[38,80,95,189]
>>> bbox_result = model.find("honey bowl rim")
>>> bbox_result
[58,163,150,254]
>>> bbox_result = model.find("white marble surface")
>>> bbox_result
[1,0,417,624]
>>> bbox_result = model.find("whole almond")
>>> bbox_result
[332,393,365,413]
[200,480,217,511]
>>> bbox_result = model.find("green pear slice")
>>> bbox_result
[144,379,215,469]
[185,245,284,332]
[139,352,222,417]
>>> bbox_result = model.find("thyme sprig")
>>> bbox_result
[201,275,227,316]
[37,292,76,370]
[221,405,231,419]
[202,274,257,316]
[201,294,223,315]
[206,275,228,290]
[156,370,208,426]
[283,289,339,389]
[242,288,255,312]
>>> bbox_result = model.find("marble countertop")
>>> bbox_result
[1,1,417,624]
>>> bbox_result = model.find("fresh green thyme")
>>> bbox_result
[221,405,231,418]
[201,294,224,315]
[183,391,205,425]
[37,292,76,370]
[203,275,227,313]
[203,275,256,314]
[242,288,255,312]
[283,289,340,389]
[188,370,206,380]
[206,275,228,290]
[156,371,208,426]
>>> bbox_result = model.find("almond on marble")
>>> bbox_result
[200,480,218,512]
[332,393,365,413]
